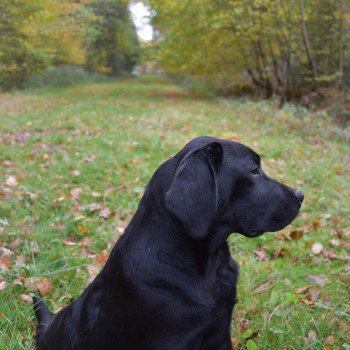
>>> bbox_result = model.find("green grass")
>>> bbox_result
[0,77,349,349]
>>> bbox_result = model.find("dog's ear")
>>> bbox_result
[165,142,222,239]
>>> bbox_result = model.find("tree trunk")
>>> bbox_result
[300,0,318,90]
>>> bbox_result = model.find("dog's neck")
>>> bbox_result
[126,193,232,259]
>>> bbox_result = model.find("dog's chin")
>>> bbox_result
[238,230,265,238]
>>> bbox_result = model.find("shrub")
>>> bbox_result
[22,65,108,89]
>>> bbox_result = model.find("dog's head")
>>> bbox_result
[165,136,303,240]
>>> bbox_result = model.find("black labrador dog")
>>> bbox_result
[33,136,303,349]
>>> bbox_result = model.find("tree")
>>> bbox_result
[148,0,350,101]
[86,0,140,76]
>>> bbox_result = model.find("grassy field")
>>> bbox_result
[0,77,349,349]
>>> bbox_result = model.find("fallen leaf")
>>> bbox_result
[100,208,112,219]
[21,294,33,303]
[1,247,14,256]
[254,249,266,261]
[305,275,329,287]
[77,225,89,234]
[2,160,14,168]
[36,279,53,296]
[15,255,25,266]
[311,243,324,255]
[70,169,81,176]
[79,237,92,246]
[25,277,52,296]
[330,239,341,247]
[96,250,109,266]
[237,319,252,333]
[304,330,317,345]
[10,238,23,249]
[325,335,335,345]
[80,246,95,258]
[5,175,18,187]
[70,188,82,200]
[290,230,304,240]
[85,203,102,212]
[63,236,78,246]
[0,255,10,271]
[322,250,337,260]
[274,247,291,258]
[0,281,6,291]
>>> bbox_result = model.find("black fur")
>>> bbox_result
[34,136,303,349]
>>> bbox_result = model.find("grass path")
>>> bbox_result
[0,77,349,349]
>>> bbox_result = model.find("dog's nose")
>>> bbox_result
[294,190,304,203]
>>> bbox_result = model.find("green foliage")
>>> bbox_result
[86,0,140,76]
[22,65,108,89]
[0,0,140,91]
[149,0,350,100]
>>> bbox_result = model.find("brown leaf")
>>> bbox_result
[274,247,291,258]
[236,319,252,334]
[10,238,23,250]
[25,277,52,296]
[290,230,304,240]
[253,249,266,262]
[36,279,53,296]
[96,250,109,266]
[305,275,329,287]
[322,250,337,260]
[0,255,10,271]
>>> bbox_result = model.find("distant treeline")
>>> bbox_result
[149,0,350,103]
[0,0,139,90]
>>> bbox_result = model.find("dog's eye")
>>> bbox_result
[250,168,260,176]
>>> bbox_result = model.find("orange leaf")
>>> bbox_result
[96,250,109,266]
[0,255,10,271]
[77,225,89,234]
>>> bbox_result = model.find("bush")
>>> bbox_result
[22,65,109,89]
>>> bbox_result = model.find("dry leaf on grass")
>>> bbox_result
[290,230,304,240]
[21,294,33,303]
[253,249,266,261]
[96,250,109,266]
[70,188,82,200]
[0,255,10,271]
[305,275,329,287]
[25,277,53,296]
